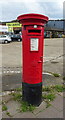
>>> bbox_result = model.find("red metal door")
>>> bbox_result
[22,25,44,84]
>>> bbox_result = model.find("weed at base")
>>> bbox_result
[11,92,22,101]
[52,73,60,77]
[20,101,35,112]
[42,93,56,101]
[6,112,12,117]
[10,84,65,112]
[11,92,35,112]
[54,85,65,92]
[15,87,22,92]
[2,105,8,111]
[42,84,65,93]
[46,101,51,108]
[42,86,55,93]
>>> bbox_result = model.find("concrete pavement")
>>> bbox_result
[2,91,64,119]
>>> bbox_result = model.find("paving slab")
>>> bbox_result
[2,93,64,119]
[2,94,13,103]
[2,111,10,118]
[13,112,36,118]
[51,95,63,112]
[63,108,65,119]
[36,105,63,118]
[33,101,46,115]
[3,100,21,117]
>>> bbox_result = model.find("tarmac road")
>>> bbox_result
[1,38,63,68]
[0,38,64,91]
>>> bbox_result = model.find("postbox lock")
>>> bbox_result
[34,25,37,28]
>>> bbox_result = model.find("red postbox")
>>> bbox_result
[17,13,48,106]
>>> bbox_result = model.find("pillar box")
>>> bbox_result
[17,13,48,106]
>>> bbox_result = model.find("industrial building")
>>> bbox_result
[1,19,65,38]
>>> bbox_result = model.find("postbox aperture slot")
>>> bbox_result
[28,30,41,33]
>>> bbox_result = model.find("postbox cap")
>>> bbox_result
[17,13,48,26]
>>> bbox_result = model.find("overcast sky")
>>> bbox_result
[0,0,65,22]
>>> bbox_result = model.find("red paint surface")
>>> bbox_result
[17,13,48,84]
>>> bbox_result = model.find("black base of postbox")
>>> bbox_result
[22,82,42,106]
